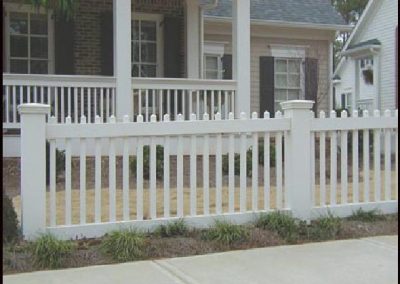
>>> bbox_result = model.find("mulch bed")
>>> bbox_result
[3,213,397,275]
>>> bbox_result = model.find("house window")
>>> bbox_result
[203,41,226,79]
[204,55,223,79]
[359,56,374,85]
[4,5,53,74]
[132,14,163,78]
[274,58,303,111]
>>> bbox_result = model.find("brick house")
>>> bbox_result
[3,0,350,157]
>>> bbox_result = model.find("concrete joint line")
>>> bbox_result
[152,260,199,284]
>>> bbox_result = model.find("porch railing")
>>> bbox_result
[3,74,237,129]
[132,78,236,122]
[3,74,116,129]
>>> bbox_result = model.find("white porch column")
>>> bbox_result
[328,41,334,111]
[186,0,200,78]
[351,58,357,110]
[232,0,251,117]
[113,0,132,120]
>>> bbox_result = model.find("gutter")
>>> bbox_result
[204,15,353,32]
[341,45,381,56]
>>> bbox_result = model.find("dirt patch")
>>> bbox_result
[3,214,397,275]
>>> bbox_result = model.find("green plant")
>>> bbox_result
[3,194,20,243]
[46,141,65,185]
[30,234,74,269]
[255,211,298,242]
[309,213,341,240]
[202,220,248,245]
[154,219,188,237]
[101,229,145,262]
[222,141,276,177]
[130,145,164,180]
[348,208,385,222]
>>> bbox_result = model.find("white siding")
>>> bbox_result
[335,0,398,111]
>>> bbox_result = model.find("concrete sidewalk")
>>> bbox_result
[4,235,398,284]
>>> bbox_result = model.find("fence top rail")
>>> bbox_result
[132,77,237,91]
[311,111,398,131]
[3,73,116,88]
[46,115,290,139]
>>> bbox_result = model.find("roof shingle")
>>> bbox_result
[203,0,346,26]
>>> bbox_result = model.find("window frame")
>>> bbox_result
[131,13,163,78]
[203,41,226,80]
[3,3,55,74]
[270,45,306,110]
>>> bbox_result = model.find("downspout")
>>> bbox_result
[199,0,219,79]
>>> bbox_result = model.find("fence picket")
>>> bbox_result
[94,120,102,223]
[228,116,235,213]
[384,110,391,201]
[363,110,370,202]
[80,116,87,225]
[252,112,259,211]
[373,110,381,201]
[136,134,144,221]
[122,130,130,221]
[330,111,337,206]
[65,117,72,225]
[239,113,247,212]
[203,113,210,215]
[49,133,56,227]
[216,113,223,214]
[163,124,170,217]
[263,111,270,210]
[190,114,197,216]
[150,115,157,219]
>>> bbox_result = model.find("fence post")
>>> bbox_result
[18,103,50,240]
[281,100,314,222]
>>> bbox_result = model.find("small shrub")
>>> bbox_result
[309,214,341,241]
[101,229,145,262]
[129,145,164,180]
[3,194,20,243]
[255,211,298,242]
[222,141,276,177]
[30,234,74,269]
[348,208,385,222]
[154,219,188,237]
[202,220,248,245]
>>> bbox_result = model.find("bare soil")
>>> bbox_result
[3,214,398,275]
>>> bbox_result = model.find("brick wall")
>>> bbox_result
[73,0,185,76]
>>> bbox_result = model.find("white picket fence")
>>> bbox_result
[18,101,398,240]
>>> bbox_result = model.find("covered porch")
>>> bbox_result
[2,0,251,129]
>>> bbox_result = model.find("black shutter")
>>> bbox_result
[222,54,232,79]
[259,56,275,116]
[164,17,182,78]
[305,58,318,113]
[100,11,114,76]
[54,14,74,74]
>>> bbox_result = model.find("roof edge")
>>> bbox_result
[204,16,353,31]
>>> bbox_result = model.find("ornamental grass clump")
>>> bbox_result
[154,219,188,237]
[30,234,74,269]
[203,220,248,245]
[101,229,145,262]
[309,213,341,241]
[255,211,298,243]
[348,208,385,222]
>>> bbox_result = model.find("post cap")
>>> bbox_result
[18,103,50,115]
[280,100,314,111]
